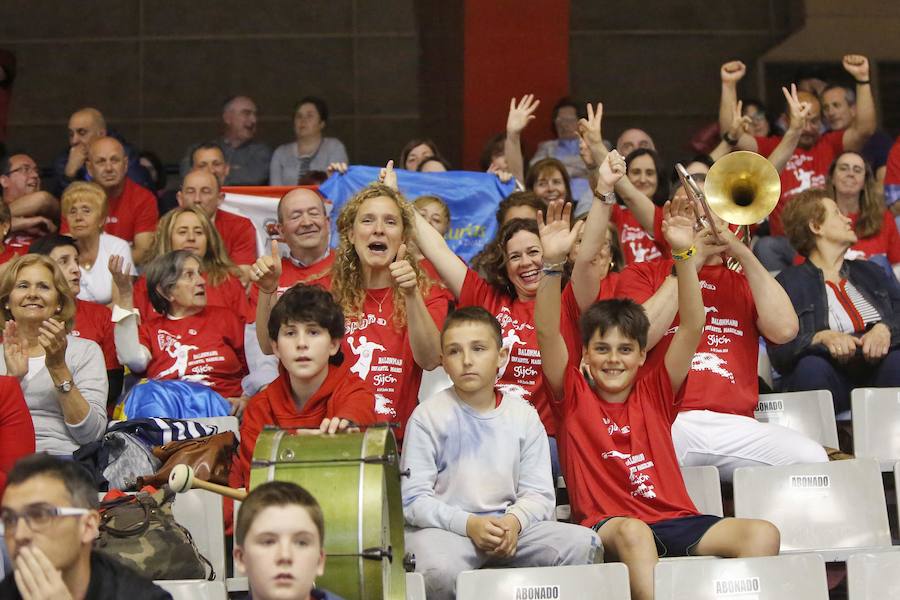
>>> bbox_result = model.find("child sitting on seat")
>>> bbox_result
[234,480,345,600]
[535,198,781,600]
[401,306,601,600]
[231,284,375,491]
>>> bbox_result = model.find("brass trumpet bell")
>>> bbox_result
[705,151,781,226]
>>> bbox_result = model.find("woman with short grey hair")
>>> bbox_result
[110,250,249,416]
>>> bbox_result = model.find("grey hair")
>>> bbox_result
[145,250,200,315]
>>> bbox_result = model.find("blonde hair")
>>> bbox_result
[61,181,108,225]
[0,254,77,329]
[413,195,450,222]
[331,184,431,328]
[151,206,237,287]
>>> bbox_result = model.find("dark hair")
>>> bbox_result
[0,155,10,175]
[625,148,669,206]
[551,97,580,136]
[480,218,541,298]
[580,298,650,349]
[669,155,714,186]
[416,156,451,172]
[669,172,707,201]
[741,98,778,135]
[191,141,227,167]
[525,158,574,204]
[0,199,10,226]
[496,191,547,224]
[28,234,78,257]
[145,250,200,315]
[138,150,166,191]
[822,83,856,106]
[442,306,502,349]
[298,170,329,185]
[781,188,831,257]
[5,453,99,510]
[827,151,882,238]
[479,133,506,171]
[295,96,329,124]
[268,284,345,365]
[399,139,443,170]
[235,481,324,547]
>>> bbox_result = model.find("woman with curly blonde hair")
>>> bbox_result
[254,182,448,440]
[131,206,252,323]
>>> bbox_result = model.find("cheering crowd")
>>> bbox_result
[0,51,899,600]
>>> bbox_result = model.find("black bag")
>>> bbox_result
[94,487,214,580]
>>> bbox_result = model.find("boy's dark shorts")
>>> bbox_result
[594,514,724,558]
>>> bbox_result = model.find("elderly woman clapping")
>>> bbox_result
[771,188,900,413]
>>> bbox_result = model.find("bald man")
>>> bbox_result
[51,107,152,196]
[615,128,656,157]
[177,168,258,268]
[718,56,876,271]
[82,137,158,264]
[0,153,59,247]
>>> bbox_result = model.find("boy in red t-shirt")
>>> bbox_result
[536,198,779,600]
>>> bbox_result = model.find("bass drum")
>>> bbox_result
[250,426,407,600]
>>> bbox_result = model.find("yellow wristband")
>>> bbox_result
[672,246,696,261]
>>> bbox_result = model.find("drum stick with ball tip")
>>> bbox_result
[168,464,247,501]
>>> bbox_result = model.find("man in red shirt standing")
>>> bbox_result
[177,168,258,274]
[719,55,875,271]
[84,137,158,265]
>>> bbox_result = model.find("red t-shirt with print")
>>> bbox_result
[342,286,449,440]
[756,131,844,236]
[133,273,253,325]
[214,209,258,265]
[611,205,664,265]
[72,299,118,370]
[248,253,334,309]
[138,305,247,398]
[555,354,699,526]
[615,260,761,417]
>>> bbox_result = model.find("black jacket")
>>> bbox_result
[769,259,900,374]
[0,551,171,600]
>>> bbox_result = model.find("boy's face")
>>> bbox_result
[271,320,340,381]
[233,505,325,600]
[441,322,508,394]
[583,326,646,395]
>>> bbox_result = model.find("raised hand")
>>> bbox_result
[250,240,283,294]
[488,165,515,183]
[227,395,249,419]
[720,60,747,84]
[326,162,348,176]
[537,200,584,265]
[577,102,604,150]
[3,320,28,378]
[378,160,398,191]
[506,94,540,135]
[389,243,417,295]
[726,100,753,140]
[842,54,870,82]
[64,144,87,179]
[108,255,133,297]
[38,317,68,369]
[597,150,626,192]
[782,84,812,132]
[662,199,697,253]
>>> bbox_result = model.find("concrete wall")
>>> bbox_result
[0,0,420,170]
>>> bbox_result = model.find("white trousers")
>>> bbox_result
[672,410,829,482]
[405,520,601,600]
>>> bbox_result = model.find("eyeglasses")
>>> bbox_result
[6,164,39,177]
[0,504,90,534]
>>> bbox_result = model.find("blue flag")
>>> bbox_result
[319,166,516,262]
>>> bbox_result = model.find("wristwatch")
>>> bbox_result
[593,190,616,205]
[55,380,73,393]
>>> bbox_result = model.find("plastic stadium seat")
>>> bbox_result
[680,466,724,517]
[896,462,900,526]
[191,416,241,442]
[754,390,838,448]
[851,388,900,470]
[169,489,226,582]
[847,551,900,599]
[406,572,427,600]
[153,580,227,600]
[733,458,891,561]
[456,563,631,599]
[655,553,828,599]
[758,341,774,388]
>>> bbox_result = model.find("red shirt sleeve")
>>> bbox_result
[231,389,272,491]
[458,268,495,307]
[331,371,378,426]
[424,284,451,329]
[217,213,258,265]
[560,283,584,370]
[614,262,661,304]
[132,276,156,320]
[0,377,35,497]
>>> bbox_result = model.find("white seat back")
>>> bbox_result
[847,552,900,599]
[733,458,891,561]
[680,465,723,517]
[190,416,241,441]
[170,489,226,581]
[655,553,828,599]
[154,579,227,600]
[754,390,838,448]
[851,388,900,469]
[406,572,427,600]
[456,563,631,599]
